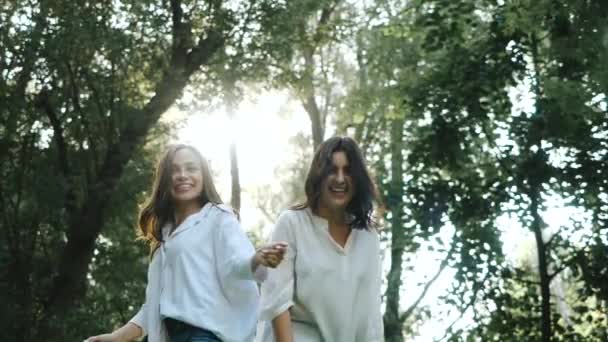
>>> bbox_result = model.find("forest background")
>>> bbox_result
[1,0,607,341]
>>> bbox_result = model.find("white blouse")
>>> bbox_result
[130,203,265,342]
[257,208,383,342]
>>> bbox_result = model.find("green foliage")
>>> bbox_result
[0,0,240,340]
[2,0,607,341]
[337,0,608,340]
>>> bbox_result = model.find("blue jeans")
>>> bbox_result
[164,318,222,342]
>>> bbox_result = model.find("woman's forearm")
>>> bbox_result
[114,322,143,341]
[272,310,294,342]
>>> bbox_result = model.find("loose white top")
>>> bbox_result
[130,203,265,342]
[257,208,383,342]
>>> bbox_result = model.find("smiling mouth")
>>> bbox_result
[329,186,348,194]
[175,184,193,192]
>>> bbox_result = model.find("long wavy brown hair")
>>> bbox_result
[138,144,223,254]
[294,136,378,230]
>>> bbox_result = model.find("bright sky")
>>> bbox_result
[175,90,310,235]
[172,87,583,341]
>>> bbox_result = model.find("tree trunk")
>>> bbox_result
[307,96,324,151]
[529,33,552,342]
[229,141,241,212]
[353,31,369,143]
[301,47,325,151]
[34,26,225,339]
[384,117,405,342]
[531,187,552,342]
[224,84,241,212]
[604,300,608,341]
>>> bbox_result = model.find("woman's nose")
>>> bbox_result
[176,169,187,179]
[336,171,345,183]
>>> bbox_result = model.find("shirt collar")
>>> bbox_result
[163,202,213,240]
[305,207,355,255]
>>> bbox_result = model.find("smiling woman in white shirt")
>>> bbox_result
[257,136,384,342]
[85,144,287,342]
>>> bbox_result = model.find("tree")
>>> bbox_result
[339,0,608,340]
[0,0,241,339]
[338,1,507,340]
[402,0,608,340]
[254,0,358,150]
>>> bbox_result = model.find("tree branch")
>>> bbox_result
[513,275,541,286]
[400,254,449,322]
[35,89,69,180]
[435,272,491,342]
[82,68,110,149]
[65,61,100,167]
[549,264,567,281]
[186,28,225,75]
[545,229,561,248]
[170,0,186,60]
[400,234,457,322]
[38,18,227,338]
[312,1,340,46]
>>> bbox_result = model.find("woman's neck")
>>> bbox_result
[317,205,351,247]
[173,201,203,227]
[317,206,348,228]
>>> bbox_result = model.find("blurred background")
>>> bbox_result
[1,0,607,341]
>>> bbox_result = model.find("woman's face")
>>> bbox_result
[319,151,354,213]
[170,148,204,206]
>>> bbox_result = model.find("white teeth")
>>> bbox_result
[176,184,192,191]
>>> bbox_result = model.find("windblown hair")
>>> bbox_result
[294,136,377,230]
[138,144,222,254]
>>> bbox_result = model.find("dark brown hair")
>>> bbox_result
[138,144,223,254]
[295,136,377,230]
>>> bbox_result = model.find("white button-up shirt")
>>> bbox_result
[130,203,265,342]
[256,208,383,342]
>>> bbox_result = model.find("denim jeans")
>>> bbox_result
[164,318,222,342]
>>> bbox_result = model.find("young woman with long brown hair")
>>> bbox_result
[86,144,287,342]
[257,136,383,342]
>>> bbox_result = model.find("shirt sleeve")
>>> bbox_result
[259,211,296,321]
[129,307,147,337]
[368,231,384,341]
[129,253,157,337]
[215,209,259,282]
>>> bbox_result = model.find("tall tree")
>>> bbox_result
[0,0,248,339]
[255,0,356,150]
[340,0,608,340]
[402,0,608,340]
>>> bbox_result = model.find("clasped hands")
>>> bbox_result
[253,241,288,270]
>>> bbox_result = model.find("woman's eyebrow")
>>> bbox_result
[172,161,198,167]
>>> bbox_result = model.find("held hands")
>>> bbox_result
[86,245,288,342]
[254,241,288,269]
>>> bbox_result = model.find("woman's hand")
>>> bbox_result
[84,323,142,342]
[254,241,288,269]
[84,333,120,342]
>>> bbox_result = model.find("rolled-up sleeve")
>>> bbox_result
[259,212,296,321]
